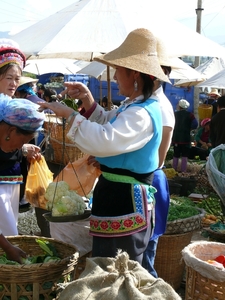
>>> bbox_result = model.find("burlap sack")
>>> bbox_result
[59,251,181,300]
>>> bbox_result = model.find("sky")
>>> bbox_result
[0,0,225,46]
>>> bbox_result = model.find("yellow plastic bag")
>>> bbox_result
[54,154,101,197]
[25,155,53,209]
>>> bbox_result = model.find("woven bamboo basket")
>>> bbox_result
[154,231,193,290]
[204,227,225,242]
[0,235,79,300]
[44,115,84,165]
[182,241,225,300]
[165,208,205,235]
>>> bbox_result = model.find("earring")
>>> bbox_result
[5,136,10,141]
[134,80,138,91]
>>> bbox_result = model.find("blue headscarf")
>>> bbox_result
[0,94,44,131]
[16,83,36,95]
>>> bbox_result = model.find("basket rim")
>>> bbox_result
[182,241,225,282]
[0,235,79,269]
[165,208,205,234]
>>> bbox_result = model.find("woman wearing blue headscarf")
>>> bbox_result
[0,94,45,262]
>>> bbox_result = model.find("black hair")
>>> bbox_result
[102,96,108,103]
[37,84,46,91]
[140,73,154,100]
[217,95,225,108]
[43,88,58,102]
[161,65,172,76]
[0,63,22,77]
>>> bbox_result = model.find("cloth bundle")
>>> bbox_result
[58,251,181,300]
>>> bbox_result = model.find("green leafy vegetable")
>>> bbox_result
[35,239,54,256]
[168,196,199,221]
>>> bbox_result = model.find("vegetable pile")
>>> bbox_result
[0,239,60,266]
[168,196,200,221]
[44,181,87,216]
[0,239,63,300]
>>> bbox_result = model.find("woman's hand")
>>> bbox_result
[6,244,26,264]
[64,82,95,111]
[22,144,42,162]
[87,155,101,169]
[0,234,26,264]
[38,101,74,118]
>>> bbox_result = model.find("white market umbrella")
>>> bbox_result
[11,0,225,60]
[78,61,109,80]
[24,58,82,75]
[195,57,225,78]
[196,68,225,89]
[174,57,225,87]
[169,62,203,80]
[174,77,206,87]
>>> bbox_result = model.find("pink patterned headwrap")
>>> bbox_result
[0,39,26,69]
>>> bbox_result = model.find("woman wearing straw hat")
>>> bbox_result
[0,94,45,263]
[0,39,44,239]
[38,28,170,263]
[204,88,221,117]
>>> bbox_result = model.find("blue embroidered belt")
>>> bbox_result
[89,172,156,238]
[0,175,23,184]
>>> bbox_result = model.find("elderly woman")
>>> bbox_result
[0,95,45,262]
[38,28,169,263]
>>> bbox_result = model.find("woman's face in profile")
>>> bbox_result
[113,66,134,97]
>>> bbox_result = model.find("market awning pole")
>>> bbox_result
[194,0,204,121]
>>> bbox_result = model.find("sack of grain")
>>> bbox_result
[58,251,181,300]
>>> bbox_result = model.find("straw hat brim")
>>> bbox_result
[208,89,221,97]
[208,92,221,97]
[94,54,170,84]
[94,28,170,83]
[19,76,38,87]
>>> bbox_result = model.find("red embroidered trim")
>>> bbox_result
[0,175,23,183]
[89,213,147,237]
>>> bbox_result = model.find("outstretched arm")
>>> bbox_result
[0,233,26,263]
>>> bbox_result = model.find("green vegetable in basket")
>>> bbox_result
[21,256,40,265]
[0,284,4,291]
[43,256,60,263]
[0,255,19,265]
[35,239,54,256]
[167,197,199,221]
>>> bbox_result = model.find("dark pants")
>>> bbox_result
[173,144,190,158]
[142,238,159,277]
